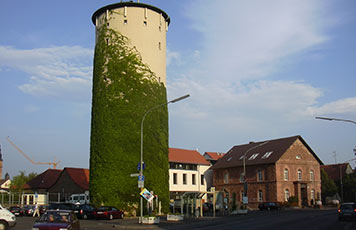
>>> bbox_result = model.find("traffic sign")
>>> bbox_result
[130,173,140,177]
[138,180,144,188]
[137,162,146,171]
[138,175,145,181]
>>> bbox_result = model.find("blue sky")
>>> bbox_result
[1,0,356,178]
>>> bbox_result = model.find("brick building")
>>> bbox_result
[211,136,323,208]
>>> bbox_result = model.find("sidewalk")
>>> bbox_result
[105,216,224,229]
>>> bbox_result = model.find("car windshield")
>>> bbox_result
[40,212,70,223]
[340,204,355,210]
[98,207,109,211]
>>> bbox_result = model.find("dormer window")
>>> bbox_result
[296,155,301,160]
[262,151,273,159]
[249,153,259,160]
[227,157,232,162]
[239,155,245,160]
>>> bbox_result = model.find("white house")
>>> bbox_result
[169,148,211,202]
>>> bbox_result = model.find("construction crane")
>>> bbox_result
[6,136,60,169]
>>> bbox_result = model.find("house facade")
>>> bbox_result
[169,148,210,201]
[212,136,322,208]
[48,167,89,202]
[25,167,89,204]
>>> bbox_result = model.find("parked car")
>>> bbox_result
[258,202,281,211]
[0,205,16,230]
[67,193,90,205]
[95,206,124,220]
[39,205,48,216]
[74,204,96,219]
[32,210,80,230]
[8,206,23,216]
[47,203,76,211]
[338,202,356,221]
[22,205,35,216]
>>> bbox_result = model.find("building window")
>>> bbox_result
[173,173,177,185]
[297,169,302,181]
[249,153,259,160]
[224,173,229,184]
[257,170,263,181]
[258,190,263,202]
[310,170,314,181]
[240,191,244,202]
[311,189,315,201]
[201,174,204,185]
[158,42,161,50]
[262,151,273,159]
[240,173,244,182]
[192,174,196,185]
[124,19,128,24]
[284,169,289,181]
[284,189,290,202]
[143,21,147,26]
[183,174,187,185]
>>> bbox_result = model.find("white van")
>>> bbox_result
[67,193,90,205]
[0,205,16,230]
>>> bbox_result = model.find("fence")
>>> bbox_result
[0,191,74,208]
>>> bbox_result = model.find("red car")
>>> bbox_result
[32,210,80,230]
[95,206,124,220]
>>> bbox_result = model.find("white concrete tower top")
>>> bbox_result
[92,2,170,86]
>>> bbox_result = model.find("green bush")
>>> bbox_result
[89,27,169,213]
[288,196,298,206]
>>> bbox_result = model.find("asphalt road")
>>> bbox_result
[11,209,356,230]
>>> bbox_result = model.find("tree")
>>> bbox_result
[320,168,338,202]
[10,171,37,192]
[343,172,356,202]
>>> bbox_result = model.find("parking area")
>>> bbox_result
[12,216,135,230]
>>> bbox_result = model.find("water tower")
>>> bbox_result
[89,1,171,211]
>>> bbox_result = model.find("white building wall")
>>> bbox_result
[169,165,210,193]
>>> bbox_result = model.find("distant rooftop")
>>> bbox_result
[169,148,210,165]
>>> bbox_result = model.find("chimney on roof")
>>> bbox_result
[249,141,255,144]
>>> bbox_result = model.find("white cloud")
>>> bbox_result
[306,97,356,116]
[167,48,180,66]
[24,104,40,113]
[183,0,333,82]
[0,46,93,100]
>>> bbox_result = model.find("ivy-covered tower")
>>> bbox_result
[90,2,170,212]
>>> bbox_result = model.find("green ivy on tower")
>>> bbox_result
[89,27,169,213]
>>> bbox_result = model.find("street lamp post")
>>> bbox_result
[242,141,269,207]
[139,94,190,223]
[315,116,356,203]
[315,116,356,125]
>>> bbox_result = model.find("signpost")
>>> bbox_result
[138,175,145,188]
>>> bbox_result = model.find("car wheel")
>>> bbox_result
[83,214,88,219]
[0,221,8,230]
[109,214,113,220]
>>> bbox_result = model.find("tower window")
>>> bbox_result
[124,19,128,24]
[144,21,147,26]
[158,42,161,50]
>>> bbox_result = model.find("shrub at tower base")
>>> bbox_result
[89,27,169,213]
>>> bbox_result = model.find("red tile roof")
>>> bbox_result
[204,152,225,161]
[64,168,89,190]
[25,169,62,189]
[321,163,352,181]
[169,148,210,165]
